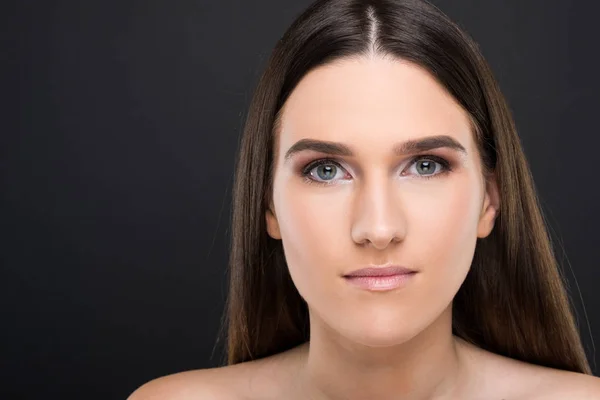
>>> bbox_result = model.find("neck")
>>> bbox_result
[295,305,469,400]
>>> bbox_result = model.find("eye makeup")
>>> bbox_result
[299,154,454,186]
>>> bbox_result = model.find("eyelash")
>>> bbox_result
[301,155,453,186]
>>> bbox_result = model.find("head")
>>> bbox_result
[221,0,590,374]
[265,55,498,348]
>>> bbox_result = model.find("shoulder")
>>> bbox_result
[489,354,600,399]
[457,338,600,399]
[524,368,600,400]
[126,367,235,400]
[126,346,304,400]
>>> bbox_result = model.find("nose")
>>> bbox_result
[350,179,406,249]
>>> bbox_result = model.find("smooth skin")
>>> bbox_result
[129,56,600,400]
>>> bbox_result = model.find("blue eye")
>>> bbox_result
[301,155,452,186]
[305,160,344,183]
[406,158,447,177]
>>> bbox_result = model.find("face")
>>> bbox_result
[265,56,499,347]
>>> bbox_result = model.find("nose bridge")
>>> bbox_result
[351,172,405,248]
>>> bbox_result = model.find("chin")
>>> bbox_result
[338,331,420,351]
[311,303,434,347]
[335,318,424,348]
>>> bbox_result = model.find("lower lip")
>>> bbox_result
[343,273,416,291]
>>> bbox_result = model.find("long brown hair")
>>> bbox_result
[217,0,591,374]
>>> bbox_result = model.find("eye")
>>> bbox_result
[302,159,347,185]
[402,156,452,179]
[301,155,453,186]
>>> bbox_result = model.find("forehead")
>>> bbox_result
[277,57,475,155]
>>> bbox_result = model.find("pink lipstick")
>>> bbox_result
[343,265,416,291]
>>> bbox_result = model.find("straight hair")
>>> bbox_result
[218,0,591,374]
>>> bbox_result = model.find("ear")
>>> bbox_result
[266,205,281,240]
[477,173,500,238]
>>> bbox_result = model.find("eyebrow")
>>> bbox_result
[283,134,467,162]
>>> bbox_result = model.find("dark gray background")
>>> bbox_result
[2,0,599,399]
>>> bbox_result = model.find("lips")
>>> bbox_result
[343,266,417,291]
[343,266,416,277]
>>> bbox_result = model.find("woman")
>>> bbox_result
[130,0,600,398]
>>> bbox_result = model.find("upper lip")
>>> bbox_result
[344,265,416,277]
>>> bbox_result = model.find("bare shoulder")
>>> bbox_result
[126,366,239,400]
[127,344,306,400]
[524,367,600,400]
[457,338,600,399]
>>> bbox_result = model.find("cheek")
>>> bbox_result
[406,176,482,296]
[413,183,480,258]
[272,180,349,297]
